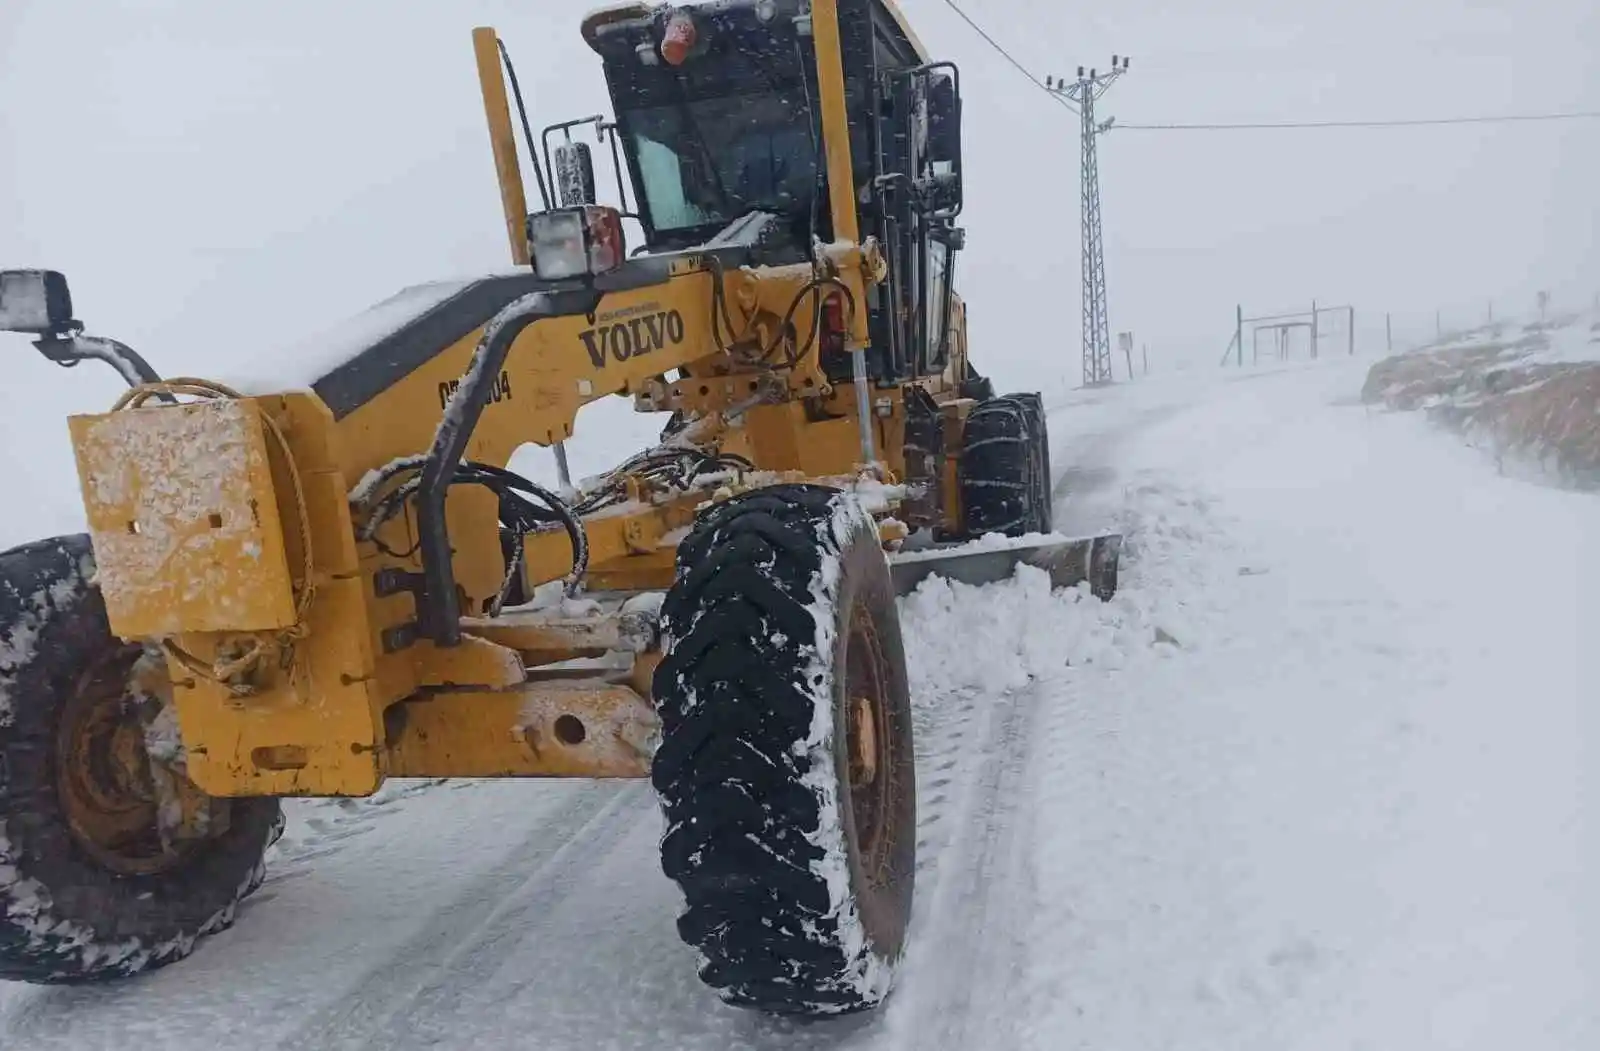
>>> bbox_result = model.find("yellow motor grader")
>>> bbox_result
[0,0,1118,1016]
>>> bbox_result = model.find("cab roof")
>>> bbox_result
[579,0,930,64]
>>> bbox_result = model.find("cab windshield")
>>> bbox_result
[624,91,819,235]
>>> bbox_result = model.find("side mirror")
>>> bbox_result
[926,72,963,214]
[0,269,74,335]
[928,73,961,167]
[553,141,598,207]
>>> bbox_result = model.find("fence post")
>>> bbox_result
[1236,304,1244,367]
[1348,306,1355,356]
[1386,312,1392,352]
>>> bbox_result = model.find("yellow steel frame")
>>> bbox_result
[66,6,974,799]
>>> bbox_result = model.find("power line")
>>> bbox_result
[1118,111,1600,131]
[938,0,1076,114]
[937,0,1600,133]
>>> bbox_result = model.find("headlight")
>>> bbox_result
[526,205,625,281]
[0,269,74,335]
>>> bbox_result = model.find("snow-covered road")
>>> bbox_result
[2,357,1594,1049]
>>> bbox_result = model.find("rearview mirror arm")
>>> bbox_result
[33,332,170,396]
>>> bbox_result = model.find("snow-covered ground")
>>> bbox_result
[2,356,1595,1049]
[1363,307,1600,492]
[1423,308,1600,368]
[1535,311,1600,366]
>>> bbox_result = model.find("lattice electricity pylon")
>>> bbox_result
[1047,57,1129,387]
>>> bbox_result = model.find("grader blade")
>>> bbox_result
[889,532,1123,601]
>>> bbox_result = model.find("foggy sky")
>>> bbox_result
[0,0,1595,543]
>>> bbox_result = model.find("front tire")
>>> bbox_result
[0,535,281,984]
[652,485,917,1016]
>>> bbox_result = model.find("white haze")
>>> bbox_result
[0,0,1595,543]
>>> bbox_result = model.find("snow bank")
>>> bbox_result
[1362,308,1600,489]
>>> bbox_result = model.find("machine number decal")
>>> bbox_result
[438,370,513,411]
[579,309,686,368]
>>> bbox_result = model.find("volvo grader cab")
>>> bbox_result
[0,0,1119,1016]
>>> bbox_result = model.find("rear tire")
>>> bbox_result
[0,535,281,984]
[1005,392,1054,534]
[958,394,1053,537]
[652,485,916,1016]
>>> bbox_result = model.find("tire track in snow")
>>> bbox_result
[1048,399,1189,537]
[279,781,647,1051]
[873,417,1152,1049]
[883,680,1046,1051]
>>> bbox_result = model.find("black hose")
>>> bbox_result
[497,39,553,211]
[762,275,858,366]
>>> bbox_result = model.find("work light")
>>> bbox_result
[526,205,625,281]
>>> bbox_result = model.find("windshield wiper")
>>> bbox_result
[670,74,734,218]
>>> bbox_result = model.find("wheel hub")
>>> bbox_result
[55,646,229,877]
[843,601,897,888]
[851,696,879,785]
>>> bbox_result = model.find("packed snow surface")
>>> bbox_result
[2,357,1594,1048]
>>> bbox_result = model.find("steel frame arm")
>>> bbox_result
[417,288,601,645]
